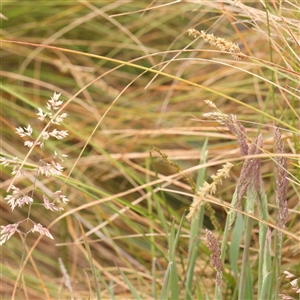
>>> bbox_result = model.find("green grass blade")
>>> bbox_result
[230,213,243,279]
[117,266,143,300]
[185,138,208,300]
[78,222,101,300]
[159,262,172,300]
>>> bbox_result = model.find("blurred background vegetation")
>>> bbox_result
[1,1,299,299]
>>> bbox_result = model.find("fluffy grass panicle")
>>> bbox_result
[188,28,244,60]
[186,162,233,221]
[206,229,224,287]
[0,92,69,245]
[279,271,300,300]
[273,127,289,231]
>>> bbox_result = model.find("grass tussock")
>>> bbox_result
[1,1,299,299]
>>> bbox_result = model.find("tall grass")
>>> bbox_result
[1,1,299,299]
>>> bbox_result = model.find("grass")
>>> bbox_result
[1,1,299,299]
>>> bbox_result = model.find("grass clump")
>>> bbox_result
[1,1,299,299]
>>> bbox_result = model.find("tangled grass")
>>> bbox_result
[1,1,299,299]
